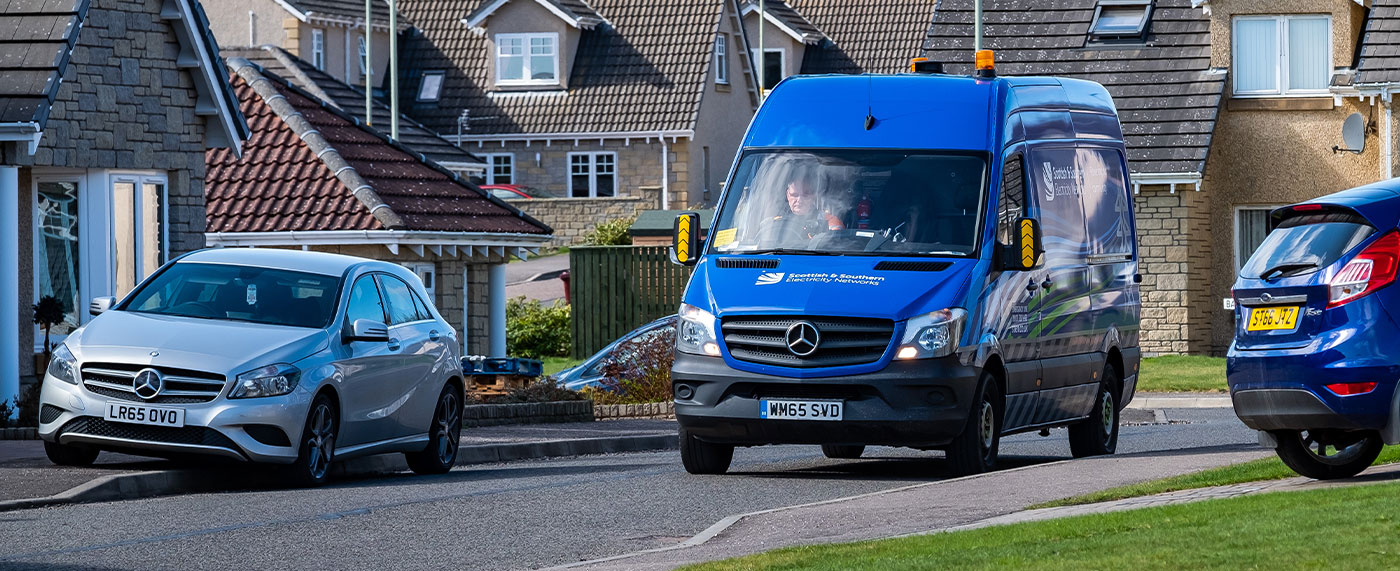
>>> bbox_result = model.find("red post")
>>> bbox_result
[560,270,571,305]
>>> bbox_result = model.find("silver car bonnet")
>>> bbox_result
[67,310,331,377]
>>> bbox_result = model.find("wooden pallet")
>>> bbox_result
[467,374,536,396]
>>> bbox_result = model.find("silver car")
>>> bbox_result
[38,248,464,485]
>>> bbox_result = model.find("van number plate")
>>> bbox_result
[104,403,185,427]
[1247,306,1300,331]
[760,399,843,421]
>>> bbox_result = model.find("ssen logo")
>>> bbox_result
[755,272,785,285]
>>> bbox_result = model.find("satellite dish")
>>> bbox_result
[1336,112,1365,154]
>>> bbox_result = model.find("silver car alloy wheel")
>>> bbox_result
[306,402,335,480]
[436,391,461,465]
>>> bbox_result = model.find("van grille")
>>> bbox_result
[720,316,893,368]
[873,261,951,272]
[81,363,226,404]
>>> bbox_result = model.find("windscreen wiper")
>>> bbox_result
[741,248,844,256]
[1260,262,1318,281]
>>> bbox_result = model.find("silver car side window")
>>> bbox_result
[346,275,386,324]
[378,275,421,326]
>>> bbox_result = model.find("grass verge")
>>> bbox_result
[1029,445,1400,509]
[541,356,584,376]
[1137,355,1226,393]
[683,481,1400,571]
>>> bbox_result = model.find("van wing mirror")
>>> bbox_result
[347,319,390,342]
[89,296,116,316]
[1002,217,1043,271]
[671,212,700,266]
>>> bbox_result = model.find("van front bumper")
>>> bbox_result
[672,353,981,448]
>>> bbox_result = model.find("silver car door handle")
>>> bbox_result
[388,338,401,351]
[429,329,440,341]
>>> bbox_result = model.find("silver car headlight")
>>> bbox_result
[230,364,300,398]
[677,303,721,356]
[896,308,967,359]
[46,343,79,385]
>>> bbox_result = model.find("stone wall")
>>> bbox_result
[510,186,663,248]
[1134,185,1212,355]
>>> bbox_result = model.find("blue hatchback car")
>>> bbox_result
[1228,181,1400,479]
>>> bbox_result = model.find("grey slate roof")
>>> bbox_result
[742,1,824,44]
[923,0,1224,176]
[792,0,936,75]
[466,0,604,29]
[0,0,86,124]
[399,0,726,136]
[1356,0,1400,85]
[224,45,485,170]
[280,0,398,27]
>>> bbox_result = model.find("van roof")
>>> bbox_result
[743,74,1122,152]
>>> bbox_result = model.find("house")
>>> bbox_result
[741,0,937,89]
[207,57,552,356]
[205,0,400,90]
[0,0,248,402]
[924,0,1380,356]
[395,0,760,212]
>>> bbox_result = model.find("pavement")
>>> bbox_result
[506,252,571,304]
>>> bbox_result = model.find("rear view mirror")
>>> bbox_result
[1001,217,1043,271]
[89,296,116,316]
[347,319,390,342]
[671,212,700,266]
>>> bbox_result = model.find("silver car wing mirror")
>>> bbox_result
[348,319,390,342]
[89,296,116,316]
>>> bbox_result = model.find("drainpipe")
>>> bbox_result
[488,263,506,357]
[660,134,671,210]
[0,165,18,414]
[757,0,764,102]
[1384,89,1394,180]
[974,0,983,52]
[365,0,372,125]
[389,0,399,140]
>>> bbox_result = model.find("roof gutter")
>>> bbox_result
[0,122,43,156]
[1332,82,1396,180]
[205,230,551,259]
[453,130,694,146]
[1130,172,1203,194]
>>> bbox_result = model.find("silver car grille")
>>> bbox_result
[81,363,227,404]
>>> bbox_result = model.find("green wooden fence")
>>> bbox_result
[569,246,693,358]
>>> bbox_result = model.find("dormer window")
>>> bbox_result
[496,33,558,86]
[417,71,444,102]
[1089,0,1153,42]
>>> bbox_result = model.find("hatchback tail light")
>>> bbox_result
[1325,382,1378,396]
[1328,231,1400,308]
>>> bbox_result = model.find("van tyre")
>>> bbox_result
[286,394,337,487]
[44,440,98,466]
[1069,366,1120,458]
[821,444,865,459]
[946,372,1001,476]
[407,383,462,475]
[680,428,734,474]
[1273,429,1382,480]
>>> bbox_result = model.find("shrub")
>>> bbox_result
[506,297,572,358]
[466,379,587,405]
[586,326,675,405]
[583,215,636,246]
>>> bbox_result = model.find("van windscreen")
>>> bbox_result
[711,150,986,257]
[1241,220,1373,280]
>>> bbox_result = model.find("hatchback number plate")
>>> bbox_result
[1247,306,1300,331]
[104,403,185,427]
[760,399,843,421]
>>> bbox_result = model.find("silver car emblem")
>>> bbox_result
[132,368,164,400]
[1260,292,1273,303]
[149,350,159,358]
[785,321,821,357]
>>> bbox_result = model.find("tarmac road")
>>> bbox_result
[0,408,1257,571]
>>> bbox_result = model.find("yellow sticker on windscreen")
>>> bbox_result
[714,228,737,248]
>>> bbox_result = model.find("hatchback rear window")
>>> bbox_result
[1241,219,1373,280]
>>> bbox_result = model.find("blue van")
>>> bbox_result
[669,58,1142,475]
[1228,183,1400,479]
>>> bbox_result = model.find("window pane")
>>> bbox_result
[1235,19,1278,93]
[492,155,513,183]
[715,35,728,83]
[346,275,385,324]
[114,181,136,297]
[35,182,80,337]
[379,275,420,325]
[763,51,782,90]
[141,182,162,279]
[596,154,615,174]
[418,73,443,101]
[498,37,523,54]
[500,54,524,81]
[530,55,555,80]
[1288,17,1329,91]
[530,36,553,54]
[358,36,368,75]
[1093,5,1148,35]
[596,172,615,197]
[1237,209,1273,270]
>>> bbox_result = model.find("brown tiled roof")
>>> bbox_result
[1356,0,1400,85]
[0,0,86,124]
[922,0,1224,176]
[206,59,550,235]
[398,0,726,136]
[792,0,935,75]
[742,1,824,44]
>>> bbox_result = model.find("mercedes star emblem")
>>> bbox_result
[785,321,821,357]
[1260,292,1273,303]
[132,368,164,400]
[149,350,160,358]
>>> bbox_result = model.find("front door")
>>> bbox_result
[336,274,405,447]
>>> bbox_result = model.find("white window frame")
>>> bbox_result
[1233,205,1284,271]
[417,71,445,102]
[405,262,436,301]
[480,153,514,184]
[312,28,325,71]
[714,34,729,85]
[752,47,787,91]
[108,173,169,298]
[495,32,560,86]
[567,152,617,198]
[1088,0,1153,41]
[1232,15,1332,98]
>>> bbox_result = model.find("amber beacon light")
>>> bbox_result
[974,49,996,79]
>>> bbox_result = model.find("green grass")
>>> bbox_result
[541,356,584,376]
[683,481,1400,571]
[1030,445,1400,509]
[1137,355,1226,393]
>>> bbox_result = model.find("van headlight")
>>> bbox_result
[46,343,79,385]
[896,308,967,359]
[677,303,721,357]
[230,364,300,398]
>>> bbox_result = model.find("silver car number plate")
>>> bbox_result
[759,399,843,421]
[104,403,185,427]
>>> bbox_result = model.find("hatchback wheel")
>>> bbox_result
[287,394,337,487]
[946,372,1001,476]
[44,440,98,466]
[407,384,462,475]
[1069,366,1120,458]
[1274,429,1382,480]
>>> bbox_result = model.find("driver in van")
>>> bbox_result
[764,172,845,242]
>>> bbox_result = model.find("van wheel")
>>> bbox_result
[44,440,98,466]
[1069,366,1120,458]
[407,383,462,475]
[680,428,734,474]
[946,372,1001,476]
[821,444,865,459]
[286,394,337,487]
[1273,429,1382,480]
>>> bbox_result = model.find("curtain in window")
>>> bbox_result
[1235,20,1278,93]
[1288,17,1329,91]
[1237,209,1272,270]
[35,182,81,337]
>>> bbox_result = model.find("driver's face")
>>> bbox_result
[786,180,814,215]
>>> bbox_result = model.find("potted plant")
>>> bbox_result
[32,295,64,372]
